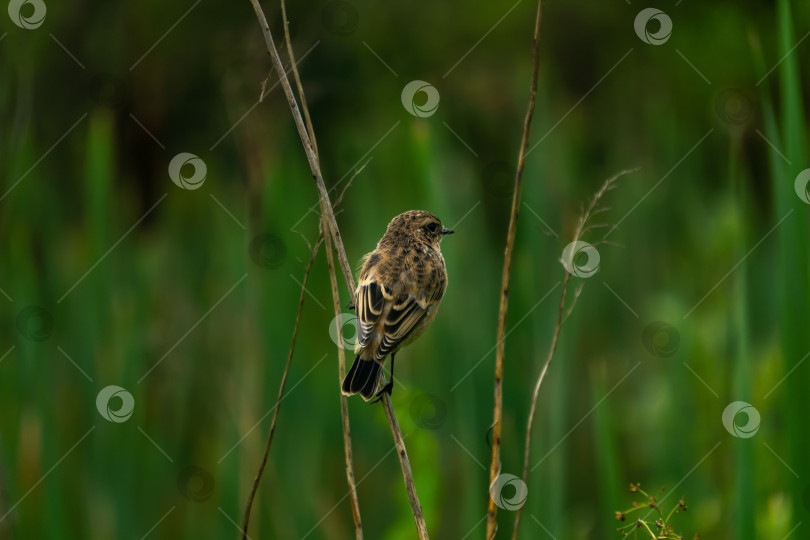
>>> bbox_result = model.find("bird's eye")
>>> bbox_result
[426,222,439,233]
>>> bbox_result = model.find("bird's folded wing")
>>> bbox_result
[356,277,431,359]
[376,293,429,359]
[355,278,388,348]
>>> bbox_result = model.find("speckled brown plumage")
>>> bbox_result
[341,210,452,401]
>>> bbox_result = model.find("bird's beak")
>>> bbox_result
[442,228,454,235]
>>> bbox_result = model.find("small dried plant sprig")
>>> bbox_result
[615,484,698,540]
[512,167,635,538]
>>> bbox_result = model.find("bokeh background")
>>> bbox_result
[2,0,809,538]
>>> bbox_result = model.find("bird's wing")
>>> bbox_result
[355,276,431,360]
[376,262,449,360]
[374,292,430,359]
[355,273,389,349]
[355,250,447,360]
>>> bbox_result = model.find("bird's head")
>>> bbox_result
[387,210,454,248]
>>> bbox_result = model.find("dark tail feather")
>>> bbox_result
[342,356,381,401]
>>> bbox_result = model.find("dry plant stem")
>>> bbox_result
[278,13,359,530]
[381,393,429,539]
[248,0,354,297]
[316,159,368,539]
[246,1,428,536]
[242,234,323,540]
[510,274,567,539]
[510,170,630,539]
[279,0,318,157]
[486,1,544,538]
[242,6,326,536]
[324,229,364,539]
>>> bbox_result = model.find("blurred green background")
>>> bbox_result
[1,0,809,538]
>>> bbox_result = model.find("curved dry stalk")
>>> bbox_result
[248,0,355,299]
[324,229,364,539]
[487,1,545,538]
[242,234,323,540]
[280,0,318,157]
[511,169,633,538]
[246,1,428,537]
[381,393,429,538]
[510,269,568,539]
[281,13,361,530]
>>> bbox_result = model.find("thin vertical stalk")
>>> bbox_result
[324,229,364,539]
[487,2,544,537]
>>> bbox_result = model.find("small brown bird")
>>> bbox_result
[341,210,453,401]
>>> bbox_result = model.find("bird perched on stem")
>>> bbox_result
[341,210,453,401]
